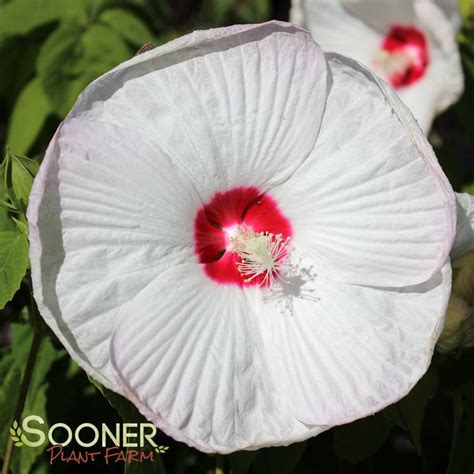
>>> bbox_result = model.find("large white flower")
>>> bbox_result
[291,0,464,133]
[27,21,456,453]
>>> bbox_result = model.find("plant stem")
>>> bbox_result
[216,455,225,474]
[2,279,43,474]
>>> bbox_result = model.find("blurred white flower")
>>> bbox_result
[28,21,456,453]
[291,0,464,133]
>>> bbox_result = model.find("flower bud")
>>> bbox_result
[437,293,474,354]
[452,251,474,305]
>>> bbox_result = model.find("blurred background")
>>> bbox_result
[0,1,474,473]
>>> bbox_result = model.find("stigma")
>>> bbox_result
[226,225,291,287]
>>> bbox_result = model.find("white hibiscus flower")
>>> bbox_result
[291,0,464,133]
[27,21,456,453]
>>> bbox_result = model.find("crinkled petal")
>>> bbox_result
[271,54,455,288]
[452,192,474,260]
[110,264,325,453]
[260,255,451,426]
[27,118,200,390]
[67,21,328,201]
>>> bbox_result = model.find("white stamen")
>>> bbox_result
[227,225,291,287]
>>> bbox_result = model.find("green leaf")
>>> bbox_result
[89,377,144,423]
[254,442,307,474]
[447,383,474,474]
[4,324,64,474]
[1,147,39,213]
[459,0,474,20]
[99,8,154,47]
[0,324,64,474]
[0,0,104,39]
[462,183,474,194]
[397,365,439,452]
[334,413,393,464]
[0,231,29,309]
[7,79,53,155]
[37,21,132,116]
[0,0,101,38]
[229,451,257,474]
[0,205,15,232]
[0,36,41,106]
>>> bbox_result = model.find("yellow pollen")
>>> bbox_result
[227,225,291,287]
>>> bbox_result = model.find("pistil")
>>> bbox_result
[227,225,291,287]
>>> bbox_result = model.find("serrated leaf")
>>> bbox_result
[37,20,132,117]
[7,79,53,155]
[0,231,29,309]
[98,8,154,46]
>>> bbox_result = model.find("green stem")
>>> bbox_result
[2,329,43,474]
[216,455,225,474]
[2,278,43,474]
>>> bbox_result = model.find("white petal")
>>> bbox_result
[452,193,474,260]
[68,21,328,201]
[271,54,455,287]
[111,264,325,453]
[28,118,199,390]
[261,256,451,426]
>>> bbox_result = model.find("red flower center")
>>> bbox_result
[194,187,293,287]
[375,25,429,89]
